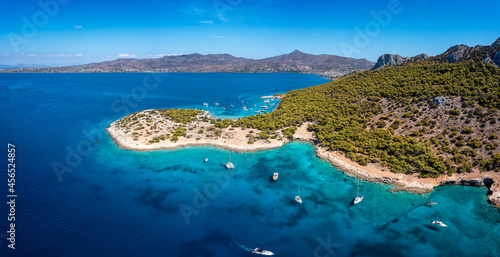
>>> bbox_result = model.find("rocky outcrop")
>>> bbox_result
[488,180,500,207]
[372,54,408,69]
[372,53,429,70]
[442,44,470,63]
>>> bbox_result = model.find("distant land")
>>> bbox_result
[0,50,374,78]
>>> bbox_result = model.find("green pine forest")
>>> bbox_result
[230,61,500,178]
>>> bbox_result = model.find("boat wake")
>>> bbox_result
[231,234,252,252]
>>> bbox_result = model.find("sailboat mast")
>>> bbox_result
[357,180,359,195]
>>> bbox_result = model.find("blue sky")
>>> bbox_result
[1,0,499,66]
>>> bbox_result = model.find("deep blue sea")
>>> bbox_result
[0,73,499,257]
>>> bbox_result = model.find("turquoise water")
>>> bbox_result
[0,73,499,257]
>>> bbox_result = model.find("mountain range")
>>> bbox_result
[373,37,500,69]
[0,50,374,78]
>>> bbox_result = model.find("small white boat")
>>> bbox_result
[295,187,302,204]
[225,151,234,169]
[272,172,279,181]
[230,105,234,108]
[203,103,209,107]
[204,158,208,162]
[353,180,363,205]
[214,98,219,105]
[225,162,234,169]
[427,201,437,205]
[430,220,447,227]
[263,100,270,103]
[353,195,363,205]
[222,106,226,110]
[251,248,274,255]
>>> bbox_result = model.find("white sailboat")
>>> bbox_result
[225,151,234,169]
[295,187,302,204]
[353,180,363,205]
[214,98,219,106]
[430,220,447,227]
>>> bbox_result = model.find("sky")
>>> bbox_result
[1,0,499,66]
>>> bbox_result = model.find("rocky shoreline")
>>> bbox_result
[315,146,500,207]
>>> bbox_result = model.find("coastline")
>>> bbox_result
[107,113,500,207]
[106,126,288,153]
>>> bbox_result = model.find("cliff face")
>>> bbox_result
[372,37,500,69]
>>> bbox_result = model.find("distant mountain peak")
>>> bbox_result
[492,37,500,47]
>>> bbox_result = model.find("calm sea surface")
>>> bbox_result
[0,73,499,257]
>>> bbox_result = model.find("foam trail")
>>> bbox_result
[231,234,252,252]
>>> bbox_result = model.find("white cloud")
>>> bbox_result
[199,20,213,24]
[52,54,83,57]
[74,25,82,29]
[190,6,205,14]
[27,54,37,57]
[33,53,85,58]
[118,54,137,58]
[145,53,186,58]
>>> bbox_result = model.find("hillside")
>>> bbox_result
[0,50,374,77]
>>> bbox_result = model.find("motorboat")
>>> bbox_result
[251,248,274,256]
[353,195,363,205]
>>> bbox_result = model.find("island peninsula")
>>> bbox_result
[108,38,500,207]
